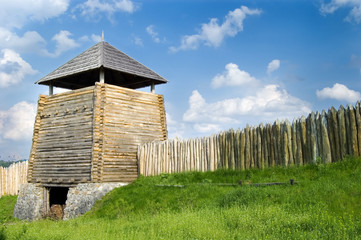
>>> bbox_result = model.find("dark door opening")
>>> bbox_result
[48,187,69,219]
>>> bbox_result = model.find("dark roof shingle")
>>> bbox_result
[36,41,168,90]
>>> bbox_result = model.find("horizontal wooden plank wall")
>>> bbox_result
[28,86,95,186]
[138,102,361,176]
[28,83,167,185]
[0,161,28,197]
[95,83,167,182]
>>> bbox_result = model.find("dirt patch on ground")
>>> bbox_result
[49,204,64,220]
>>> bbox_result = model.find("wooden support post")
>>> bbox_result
[99,67,105,84]
[49,83,53,96]
[151,82,155,93]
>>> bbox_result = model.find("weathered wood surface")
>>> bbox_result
[95,83,167,183]
[138,101,361,177]
[28,87,94,185]
[28,83,167,185]
[0,161,28,197]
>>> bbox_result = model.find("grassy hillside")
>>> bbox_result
[1,157,361,239]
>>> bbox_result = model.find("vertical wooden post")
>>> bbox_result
[49,83,53,96]
[99,67,105,84]
[151,82,155,93]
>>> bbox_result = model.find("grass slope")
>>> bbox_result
[1,157,361,239]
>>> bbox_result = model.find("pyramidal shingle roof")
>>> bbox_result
[36,41,168,90]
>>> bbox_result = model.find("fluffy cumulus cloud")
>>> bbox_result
[182,62,311,135]
[0,0,69,29]
[267,59,280,74]
[211,63,257,88]
[0,101,36,141]
[316,83,361,103]
[146,25,161,43]
[183,86,311,126]
[0,28,48,55]
[0,49,37,88]
[75,0,137,21]
[0,28,80,57]
[51,30,80,57]
[170,6,261,52]
[320,0,361,23]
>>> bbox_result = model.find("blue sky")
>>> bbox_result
[1,0,361,160]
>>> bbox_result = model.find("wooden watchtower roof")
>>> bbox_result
[36,41,167,90]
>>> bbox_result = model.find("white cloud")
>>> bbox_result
[0,28,80,57]
[114,0,136,13]
[170,6,261,52]
[166,113,185,139]
[170,61,313,136]
[75,0,137,21]
[0,0,69,29]
[0,28,49,55]
[184,86,310,125]
[320,0,361,23]
[134,36,144,46]
[0,101,36,141]
[194,123,221,133]
[91,34,102,42]
[51,30,80,57]
[184,61,311,135]
[0,49,37,88]
[211,63,257,88]
[267,59,280,74]
[146,25,161,43]
[316,83,361,103]
[79,34,102,43]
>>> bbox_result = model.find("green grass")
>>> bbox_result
[1,157,361,239]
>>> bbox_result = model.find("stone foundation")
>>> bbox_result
[13,184,45,221]
[64,183,127,220]
[13,182,127,221]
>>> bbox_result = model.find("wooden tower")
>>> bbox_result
[27,41,168,186]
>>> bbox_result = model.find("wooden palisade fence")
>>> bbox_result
[0,161,28,197]
[2,102,361,195]
[138,102,361,176]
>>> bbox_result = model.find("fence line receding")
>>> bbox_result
[138,102,361,176]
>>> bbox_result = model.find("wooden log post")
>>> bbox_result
[245,126,251,169]
[344,105,352,156]
[280,121,287,166]
[285,120,294,166]
[258,124,264,168]
[326,108,337,162]
[306,112,316,164]
[321,110,332,163]
[272,120,281,166]
[347,104,359,157]
[329,107,341,162]
[235,130,240,170]
[300,116,307,165]
[338,105,347,159]
[291,120,298,165]
[356,102,361,156]
[250,127,256,168]
[315,112,322,162]
[240,130,246,170]
[295,119,304,165]
[269,123,276,167]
